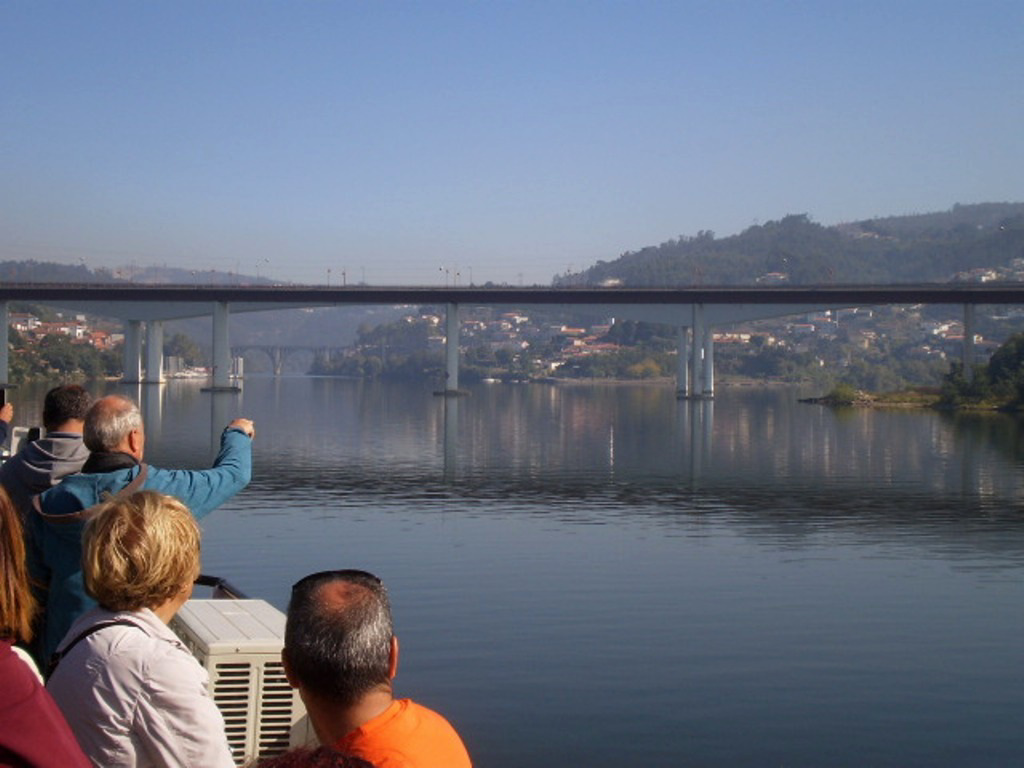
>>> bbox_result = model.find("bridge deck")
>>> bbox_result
[2,282,1024,306]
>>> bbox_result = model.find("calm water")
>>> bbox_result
[15,378,1024,766]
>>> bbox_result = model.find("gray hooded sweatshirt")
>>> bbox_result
[0,432,89,515]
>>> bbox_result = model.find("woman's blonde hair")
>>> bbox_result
[0,487,35,642]
[83,491,200,612]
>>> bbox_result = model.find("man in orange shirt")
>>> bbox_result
[283,570,472,768]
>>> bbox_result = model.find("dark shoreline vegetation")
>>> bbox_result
[801,386,943,409]
[808,332,1024,411]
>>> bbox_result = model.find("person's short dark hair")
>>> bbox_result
[42,385,93,432]
[284,570,392,708]
[256,747,377,768]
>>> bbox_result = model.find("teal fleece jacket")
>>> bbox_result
[26,427,252,664]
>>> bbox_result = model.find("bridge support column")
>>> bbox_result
[436,302,464,396]
[0,301,8,387]
[144,320,164,384]
[963,304,976,381]
[690,305,705,397]
[123,320,143,383]
[205,301,239,392]
[702,324,715,397]
[676,325,690,398]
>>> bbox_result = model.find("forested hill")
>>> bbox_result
[556,202,1024,287]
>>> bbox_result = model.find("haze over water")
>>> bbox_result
[14,378,1023,766]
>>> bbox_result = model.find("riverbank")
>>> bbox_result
[799,385,942,408]
[799,387,1023,412]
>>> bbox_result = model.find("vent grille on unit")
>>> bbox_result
[213,661,255,763]
[258,660,296,756]
[171,599,313,766]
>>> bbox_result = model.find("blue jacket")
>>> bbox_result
[26,427,252,663]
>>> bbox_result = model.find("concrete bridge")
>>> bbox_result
[230,345,347,376]
[1,282,1021,396]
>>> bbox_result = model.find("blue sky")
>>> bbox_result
[3,1,1022,285]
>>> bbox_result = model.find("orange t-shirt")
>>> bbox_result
[334,698,472,768]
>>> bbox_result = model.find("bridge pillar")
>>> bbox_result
[690,304,705,397]
[676,324,690,398]
[963,303,976,381]
[0,301,8,386]
[206,301,238,391]
[123,320,143,383]
[144,320,164,384]
[438,302,463,396]
[272,346,284,376]
[702,324,715,397]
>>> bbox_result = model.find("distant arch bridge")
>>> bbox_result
[230,345,347,376]
[1,282,1022,396]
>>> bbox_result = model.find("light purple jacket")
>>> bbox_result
[46,607,235,768]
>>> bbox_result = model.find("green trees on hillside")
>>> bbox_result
[9,328,120,382]
[309,317,445,381]
[164,332,205,366]
[561,203,1024,288]
[940,331,1024,408]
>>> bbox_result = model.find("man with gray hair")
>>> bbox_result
[27,393,254,665]
[283,569,472,768]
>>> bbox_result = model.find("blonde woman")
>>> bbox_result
[47,491,234,768]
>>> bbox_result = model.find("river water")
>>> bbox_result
[13,378,1024,766]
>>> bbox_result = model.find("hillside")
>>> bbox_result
[556,202,1024,287]
[0,260,400,356]
[5,201,1022,293]
[3,201,1023,359]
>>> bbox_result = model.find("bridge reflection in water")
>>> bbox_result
[425,382,1018,506]
[119,375,1024,567]
[441,393,710,486]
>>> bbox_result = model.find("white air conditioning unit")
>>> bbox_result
[171,599,313,766]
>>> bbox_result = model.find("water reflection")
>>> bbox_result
[137,383,163,443]
[13,378,1020,767]
[139,378,1022,563]
[136,378,1024,509]
[443,395,458,482]
[679,398,714,485]
[13,377,1024,588]
[209,387,232,453]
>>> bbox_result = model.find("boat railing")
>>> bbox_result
[194,573,249,600]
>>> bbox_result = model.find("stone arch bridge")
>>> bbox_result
[230,345,348,376]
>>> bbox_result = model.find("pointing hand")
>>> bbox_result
[229,418,254,438]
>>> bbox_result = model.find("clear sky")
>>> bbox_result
[3,1,1022,286]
